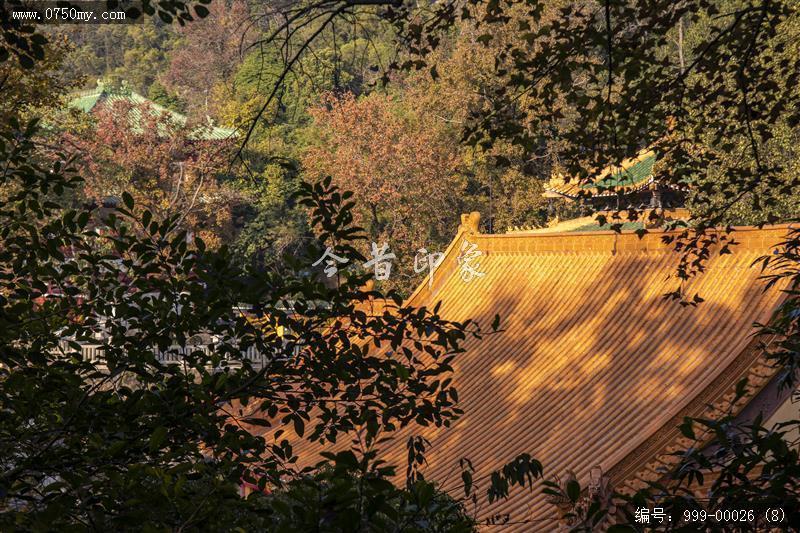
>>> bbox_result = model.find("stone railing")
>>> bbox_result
[55,340,269,368]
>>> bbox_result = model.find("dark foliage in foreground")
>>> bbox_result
[0,116,543,530]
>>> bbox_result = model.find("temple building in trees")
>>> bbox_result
[68,80,236,140]
[530,148,692,237]
[543,148,686,211]
[64,81,239,246]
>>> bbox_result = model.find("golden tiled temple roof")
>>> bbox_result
[282,216,791,530]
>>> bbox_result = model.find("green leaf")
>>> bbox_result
[679,417,696,440]
[566,479,580,503]
[19,54,35,70]
[461,470,473,496]
[734,377,749,402]
[149,426,167,451]
[417,481,435,506]
[122,192,134,210]
[334,450,359,469]
[395,362,409,381]
[293,416,304,437]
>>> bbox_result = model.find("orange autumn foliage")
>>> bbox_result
[303,92,465,290]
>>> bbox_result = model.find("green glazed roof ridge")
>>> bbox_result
[571,221,644,232]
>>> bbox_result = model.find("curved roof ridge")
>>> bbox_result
[405,218,793,313]
[465,223,791,256]
[404,214,474,307]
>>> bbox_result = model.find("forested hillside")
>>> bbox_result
[19,0,800,293]
[23,1,571,292]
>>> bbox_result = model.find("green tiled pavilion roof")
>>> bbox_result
[543,150,658,199]
[584,154,656,191]
[68,83,237,141]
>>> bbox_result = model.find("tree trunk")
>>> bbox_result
[678,16,686,74]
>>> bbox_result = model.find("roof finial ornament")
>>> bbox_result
[460,211,481,234]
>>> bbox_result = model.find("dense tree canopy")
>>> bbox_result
[0,115,541,529]
[162,0,252,115]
